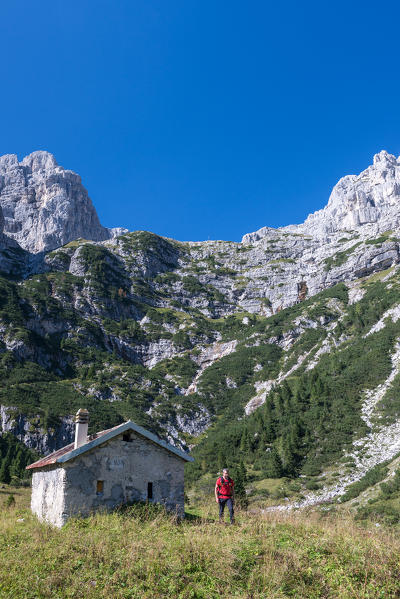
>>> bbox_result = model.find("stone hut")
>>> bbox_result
[26,409,193,527]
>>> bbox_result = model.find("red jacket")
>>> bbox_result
[216,476,234,498]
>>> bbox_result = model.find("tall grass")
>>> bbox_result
[1,488,400,598]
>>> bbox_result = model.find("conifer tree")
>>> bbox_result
[240,427,250,455]
[0,449,12,484]
[265,448,283,478]
[9,448,27,484]
[235,460,248,509]
[281,380,291,402]
[282,442,297,477]
[217,450,228,473]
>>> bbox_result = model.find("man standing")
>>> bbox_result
[215,468,235,524]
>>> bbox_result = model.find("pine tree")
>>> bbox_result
[0,449,12,484]
[281,380,291,402]
[273,392,284,430]
[289,420,302,447]
[217,450,228,473]
[240,427,250,455]
[9,448,27,484]
[257,415,274,451]
[264,448,283,478]
[282,443,297,477]
[235,460,248,509]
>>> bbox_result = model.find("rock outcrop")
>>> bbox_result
[0,203,29,276]
[0,405,74,455]
[243,150,400,243]
[0,151,125,253]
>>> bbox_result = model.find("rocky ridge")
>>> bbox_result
[2,150,400,510]
[244,150,400,242]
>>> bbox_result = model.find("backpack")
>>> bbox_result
[217,476,234,496]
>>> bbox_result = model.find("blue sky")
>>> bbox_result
[1,1,400,242]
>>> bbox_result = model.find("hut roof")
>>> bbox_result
[26,420,193,470]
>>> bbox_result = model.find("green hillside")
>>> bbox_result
[2,231,400,513]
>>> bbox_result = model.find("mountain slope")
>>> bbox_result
[2,150,400,507]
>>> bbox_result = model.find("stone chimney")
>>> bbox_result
[74,409,89,449]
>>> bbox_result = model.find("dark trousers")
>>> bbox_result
[218,497,234,522]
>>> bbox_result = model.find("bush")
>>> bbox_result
[340,463,389,502]
[5,494,15,508]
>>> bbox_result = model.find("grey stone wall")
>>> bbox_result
[58,431,185,525]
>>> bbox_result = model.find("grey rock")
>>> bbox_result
[0,151,127,253]
[244,150,400,242]
[0,405,74,455]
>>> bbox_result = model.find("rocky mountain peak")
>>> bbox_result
[20,150,58,172]
[0,151,126,253]
[373,149,397,166]
[243,151,400,244]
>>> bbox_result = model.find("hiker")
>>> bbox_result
[215,468,235,524]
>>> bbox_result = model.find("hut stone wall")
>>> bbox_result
[31,430,185,527]
[31,467,66,527]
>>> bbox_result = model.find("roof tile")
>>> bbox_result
[26,421,193,469]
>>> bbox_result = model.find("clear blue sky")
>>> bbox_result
[1,1,400,242]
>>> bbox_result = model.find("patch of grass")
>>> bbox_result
[362,266,395,285]
[63,238,90,248]
[1,491,400,598]
[375,370,400,424]
[356,466,400,524]
[364,232,397,246]
[234,277,249,290]
[324,242,363,271]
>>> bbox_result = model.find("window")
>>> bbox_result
[147,482,153,500]
[96,480,104,495]
[123,433,132,442]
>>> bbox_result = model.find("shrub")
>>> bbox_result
[5,494,15,508]
[340,463,389,502]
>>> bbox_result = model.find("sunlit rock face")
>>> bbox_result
[300,150,400,238]
[0,151,124,253]
[243,150,400,243]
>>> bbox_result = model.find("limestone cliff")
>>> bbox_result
[0,151,125,253]
[244,150,400,243]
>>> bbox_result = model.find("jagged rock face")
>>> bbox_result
[0,405,74,455]
[0,203,28,275]
[301,150,400,238]
[243,150,400,243]
[0,151,123,253]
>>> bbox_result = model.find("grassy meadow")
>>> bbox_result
[1,486,400,598]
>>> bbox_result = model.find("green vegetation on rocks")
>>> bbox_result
[340,462,390,502]
[323,242,362,271]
